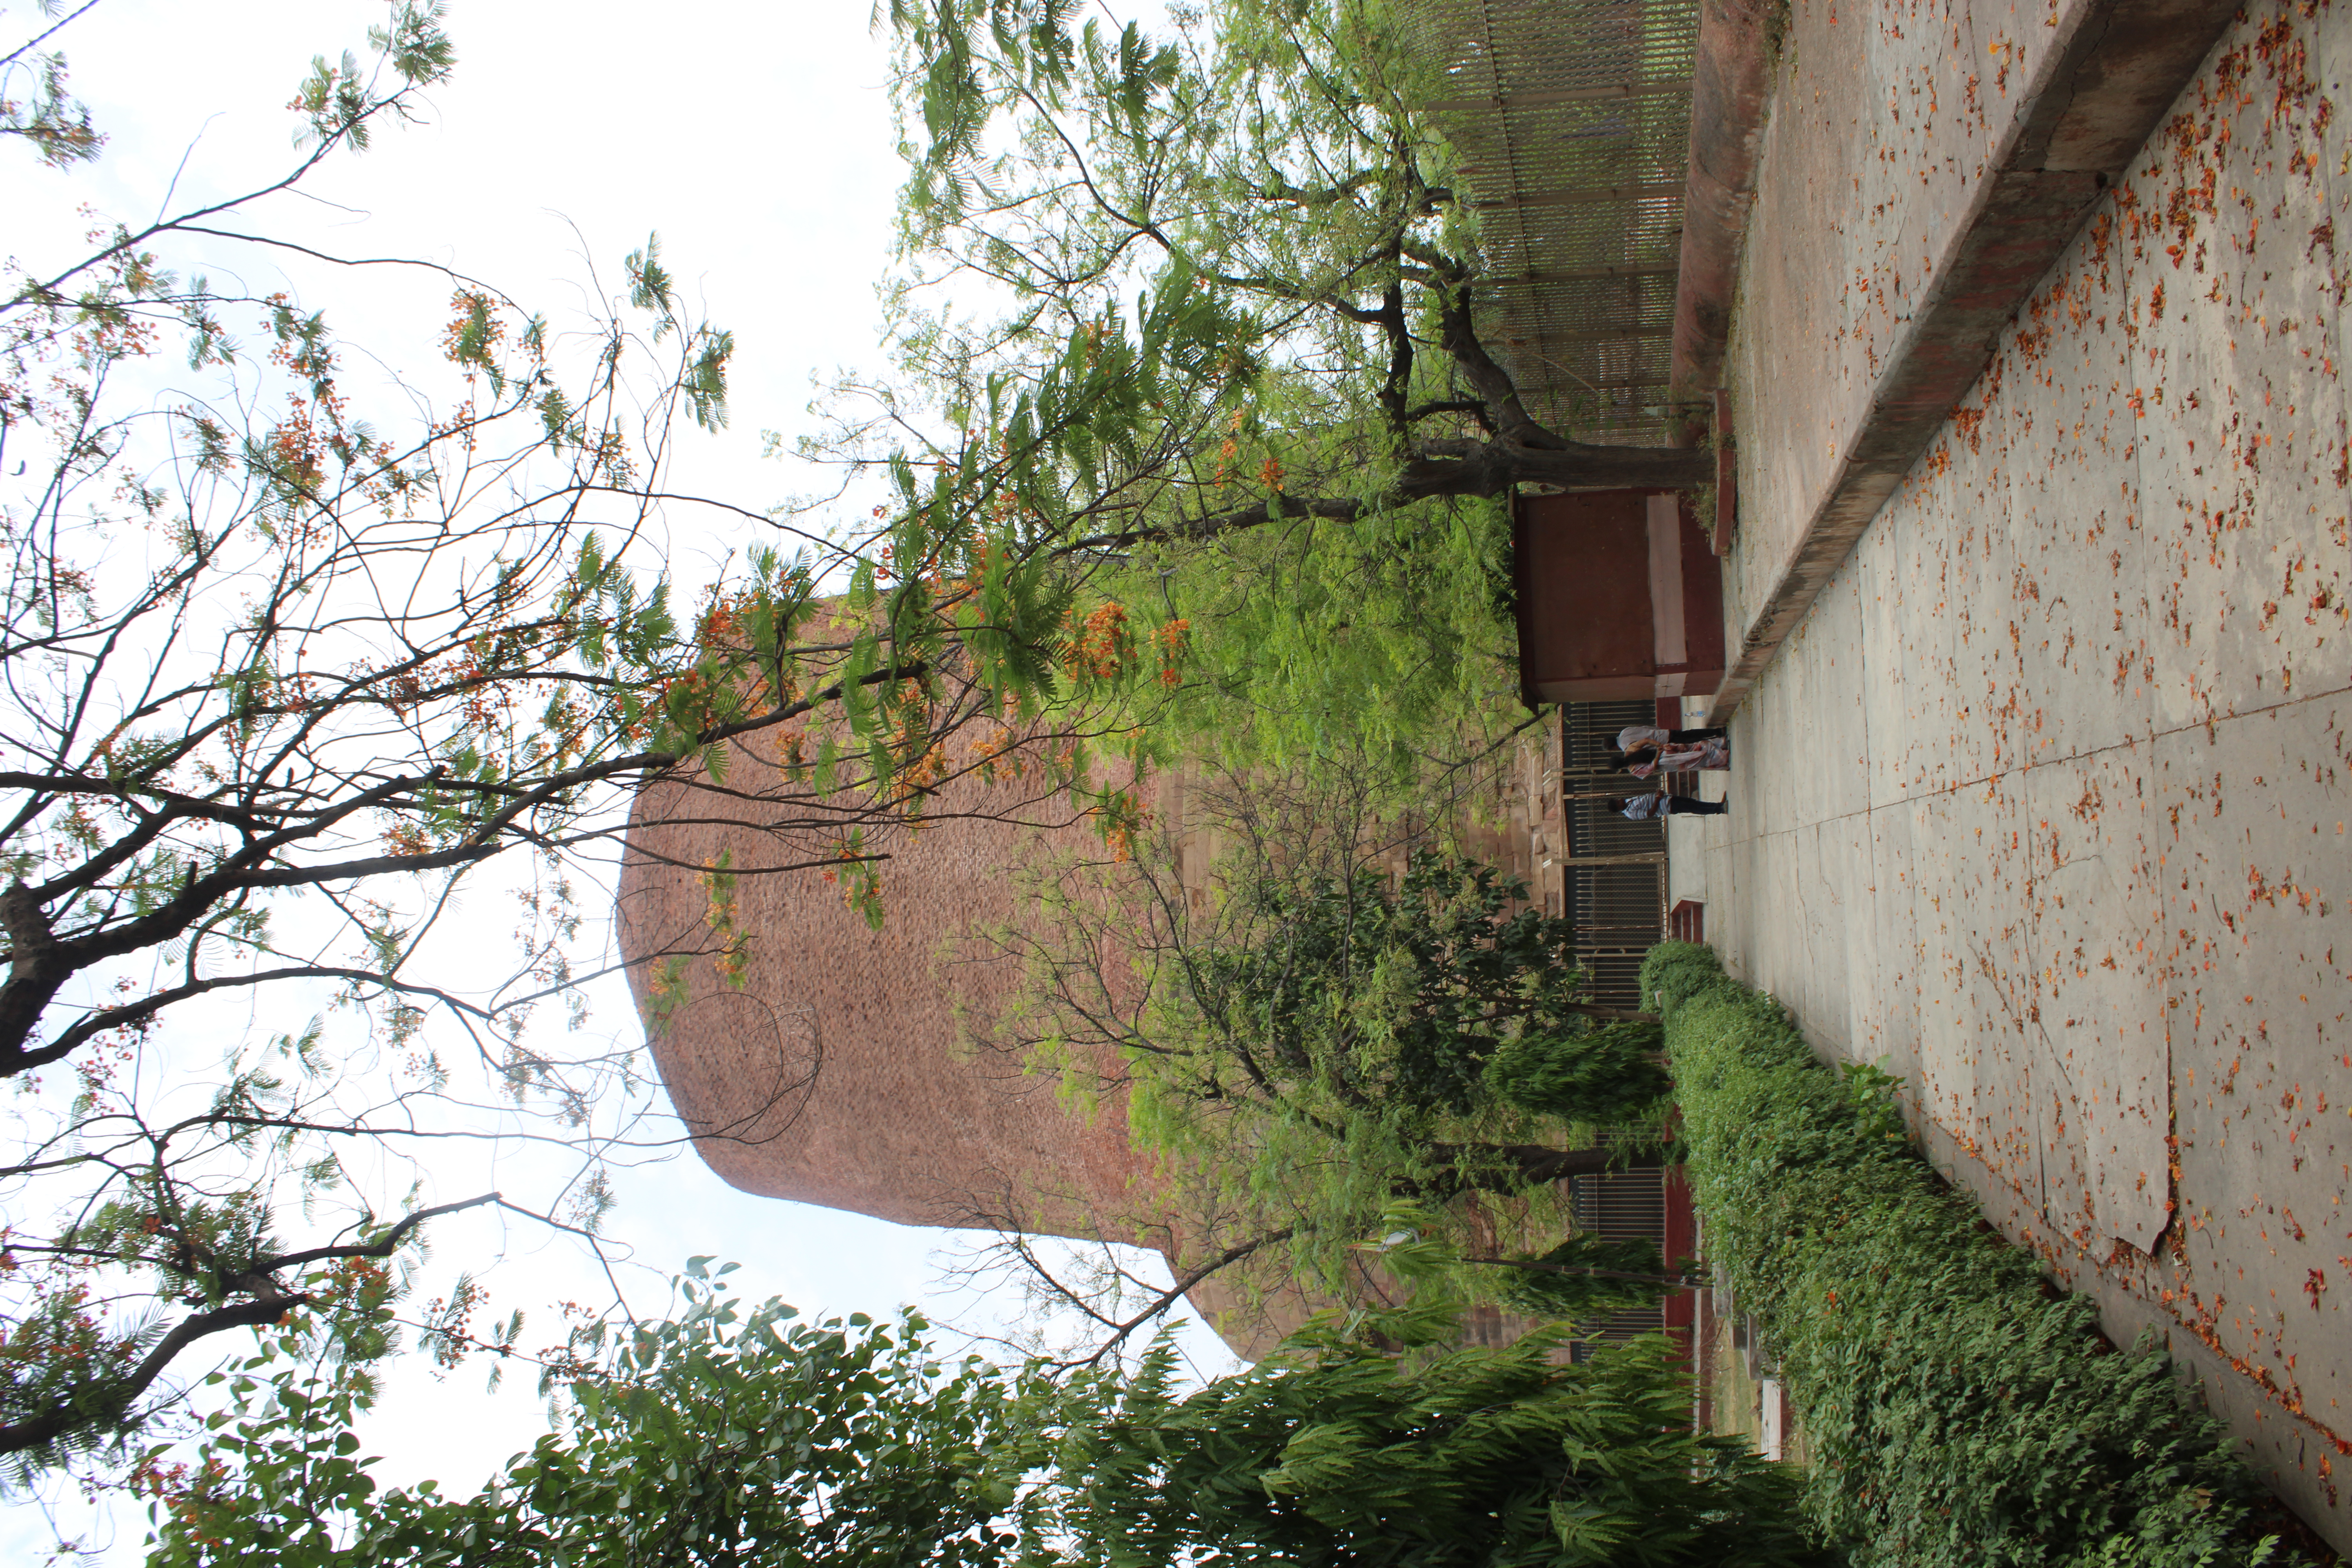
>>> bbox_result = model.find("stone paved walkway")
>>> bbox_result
[1680,0,2352,1541]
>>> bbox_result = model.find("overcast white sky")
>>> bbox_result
[0,1,1229,1558]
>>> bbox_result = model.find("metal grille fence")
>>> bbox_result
[1552,707,1673,1356]
[1557,701,1665,1010]
[1404,0,1700,447]
[1565,1165,1670,1356]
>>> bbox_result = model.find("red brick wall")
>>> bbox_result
[617,741,1163,1247]
[617,731,1561,1355]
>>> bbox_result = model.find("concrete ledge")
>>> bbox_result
[1671,0,1778,403]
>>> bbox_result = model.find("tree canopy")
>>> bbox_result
[842,0,1707,777]
[0,0,1702,1480]
[146,1264,1058,1568]
[142,1266,1830,1568]
[962,754,1675,1355]
[885,0,1704,503]
[0,0,1156,1475]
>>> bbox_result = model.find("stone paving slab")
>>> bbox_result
[1710,0,2249,717]
[1697,0,2352,1544]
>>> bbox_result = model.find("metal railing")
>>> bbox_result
[1557,700,1666,1010]
[1405,0,1702,447]
[1565,1164,1670,1356]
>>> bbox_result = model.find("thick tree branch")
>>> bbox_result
[1432,281,1564,452]
[1058,430,1708,558]
[0,653,940,1076]
[1061,495,1368,553]
[237,1190,502,1278]
[1374,278,1412,436]
[0,1192,499,1461]
[1061,1226,1297,1370]
[0,1296,295,1459]
[1404,398,1496,432]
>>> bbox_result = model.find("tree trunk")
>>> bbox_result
[1415,1140,1667,1198]
[1401,439,1709,498]
[1078,437,1706,554]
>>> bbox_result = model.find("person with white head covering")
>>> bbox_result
[1626,737,1730,778]
[1614,723,1727,753]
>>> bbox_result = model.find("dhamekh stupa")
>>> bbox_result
[617,726,1538,1356]
[617,725,1279,1343]
[620,750,1152,1225]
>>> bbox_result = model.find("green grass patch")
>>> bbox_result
[1644,941,2280,1568]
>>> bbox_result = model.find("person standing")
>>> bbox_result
[1615,723,1727,753]
[1611,793,1728,819]
[1627,736,1729,778]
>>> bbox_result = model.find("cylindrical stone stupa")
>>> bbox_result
[616,740,1170,1250]
[617,732,1548,1359]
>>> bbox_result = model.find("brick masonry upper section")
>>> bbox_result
[617,743,1161,1246]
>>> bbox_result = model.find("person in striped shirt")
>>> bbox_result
[1611,792,1728,818]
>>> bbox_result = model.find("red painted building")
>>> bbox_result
[1513,490,1728,709]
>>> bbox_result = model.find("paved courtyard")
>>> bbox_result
[1675,0,2352,1540]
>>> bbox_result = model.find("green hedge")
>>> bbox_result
[1644,942,2278,1568]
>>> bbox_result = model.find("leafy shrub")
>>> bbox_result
[1639,941,1732,1014]
[1198,851,1593,1115]
[1486,1020,1673,1122]
[1643,942,2279,1568]
[1063,1325,1838,1568]
[148,1267,1830,1568]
